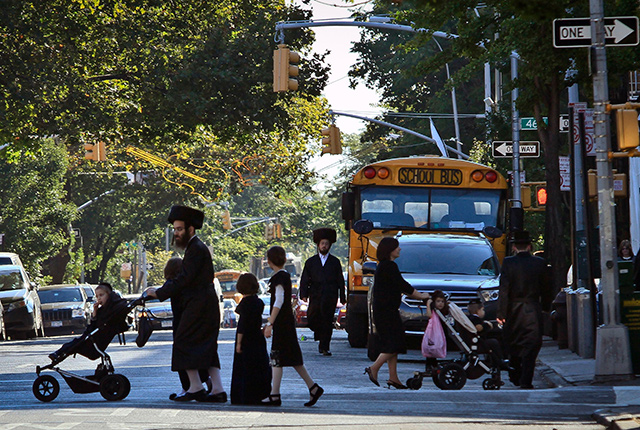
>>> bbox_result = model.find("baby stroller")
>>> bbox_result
[406,306,504,391]
[32,292,149,402]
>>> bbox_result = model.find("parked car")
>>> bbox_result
[293,297,308,327]
[0,264,44,339]
[222,299,238,328]
[0,252,23,267]
[38,285,92,336]
[81,284,96,305]
[335,303,347,329]
[135,298,173,330]
[259,295,271,324]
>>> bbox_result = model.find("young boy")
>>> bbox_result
[467,299,506,369]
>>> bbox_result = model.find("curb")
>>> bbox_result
[592,409,640,430]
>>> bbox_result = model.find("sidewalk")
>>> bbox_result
[537,338,640,430]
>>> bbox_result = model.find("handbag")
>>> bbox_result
[422,313,447,358]
[135,314,154,348]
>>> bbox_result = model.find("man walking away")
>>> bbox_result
[497,231,552,389]
[299,228,346,356]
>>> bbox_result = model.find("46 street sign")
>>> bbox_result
[492,141,540,158]
[553,17,639,48]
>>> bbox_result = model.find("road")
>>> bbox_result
[0,328,608,429]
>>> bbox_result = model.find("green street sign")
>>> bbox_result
[521,117,548,130]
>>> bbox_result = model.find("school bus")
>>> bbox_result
[341,156,509,347]
[214,270,243,304]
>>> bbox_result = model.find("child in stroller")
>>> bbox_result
[33,283,146,402]
[407,290,504,390]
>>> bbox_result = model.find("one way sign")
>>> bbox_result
[553,17,639,48]
[492,141,540,158]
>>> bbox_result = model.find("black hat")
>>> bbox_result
[168,205,205,229]
[511,230,532,244]
[313,228,337,244]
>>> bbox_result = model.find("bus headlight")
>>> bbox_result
[362,276,374,287]
[480,288,499,302]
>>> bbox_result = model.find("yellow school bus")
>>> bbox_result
[215,270,243,304]
[341,156,509,347]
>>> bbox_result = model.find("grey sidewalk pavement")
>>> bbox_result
[537,338,640,430]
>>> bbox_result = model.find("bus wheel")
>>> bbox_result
[347,313,367,348]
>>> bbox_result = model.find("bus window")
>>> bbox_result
[362,199,393,213]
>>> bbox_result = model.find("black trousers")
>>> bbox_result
[508,344,540,387]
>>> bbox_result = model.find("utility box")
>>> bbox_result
[620,292,640,375]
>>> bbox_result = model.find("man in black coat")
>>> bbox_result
[147,205,225,403]
[299,228,346,356]
[497,231,553,389]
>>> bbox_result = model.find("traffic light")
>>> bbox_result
[616,109,639,151]
[273,44,300,92]
[520,185,531,209]
[83,141,106,161]
[221,210,232,230]
[321,125,342,155]
[265,223,275,240]
[536,185,547,206]
[274,223,282,239]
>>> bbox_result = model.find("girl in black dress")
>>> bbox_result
[364,237,430,389]
[261,246,324,407]
[231,273,272,404]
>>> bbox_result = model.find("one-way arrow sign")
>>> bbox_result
[492,141,540,158]
[553,17,639,48]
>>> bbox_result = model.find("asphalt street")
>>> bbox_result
[0,328,611,429]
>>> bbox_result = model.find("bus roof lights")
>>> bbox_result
[485,171,498,183]
[363,167,376,179]
[377,167,390,179]
[471,170,484,182]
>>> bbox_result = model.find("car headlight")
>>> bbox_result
[480,289,499,302]
[72,308,85,318]
[7,300,26,312]
[299,305,308,312]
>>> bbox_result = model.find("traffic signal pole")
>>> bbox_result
[590,0,633,381]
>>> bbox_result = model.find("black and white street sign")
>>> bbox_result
[492,141,540,158]
[553,17,639,48]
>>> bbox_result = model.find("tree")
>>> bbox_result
[348,0,640,293]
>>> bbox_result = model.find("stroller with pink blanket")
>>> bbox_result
[406,303,504,390]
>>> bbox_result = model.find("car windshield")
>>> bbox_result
[360,186,503,231]
[39,288,84,303]
[395,241,498,276]
[0,269,25,291]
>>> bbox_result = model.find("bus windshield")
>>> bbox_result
[359,186,503,231]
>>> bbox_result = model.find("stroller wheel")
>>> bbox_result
[482,378,501,390]
[33,375,60,402]
[100,374,131,401]
[406,377,422,390]
[434,363,467,390]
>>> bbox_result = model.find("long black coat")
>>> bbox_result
[299,254,345,333]
[156,236,220,371]
[497,251,552,356]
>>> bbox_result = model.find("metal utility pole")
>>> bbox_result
[510,52,522,207]
[590,0,633,381]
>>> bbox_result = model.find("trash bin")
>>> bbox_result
[550,289,568,349]
[575,288,594,359]
[620,292,640,375]
[566,288,578,353]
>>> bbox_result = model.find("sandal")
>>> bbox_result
[304,383,324,407]
[260,394,281,406]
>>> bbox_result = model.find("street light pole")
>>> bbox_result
[590,0,633,381]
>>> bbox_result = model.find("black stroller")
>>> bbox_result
[406,308,504,391]
[32,292,149,402]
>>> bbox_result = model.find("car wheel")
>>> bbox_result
[33,375,60,402]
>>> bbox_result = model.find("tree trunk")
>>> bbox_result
[43,247,70,284]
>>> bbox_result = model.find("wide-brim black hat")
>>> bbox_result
[511,230,532,244]
[313,228,337,244]
[168,205,204,229]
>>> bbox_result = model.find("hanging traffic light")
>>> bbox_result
[616,109,639,151]
[84,143,96,160]
[274,223,282,239]
[265,223,275,240]
[321,125,342,155]
[83,141,106,161]
[221,210,232,230]
[536,185,547,206]
[273,44,300,92]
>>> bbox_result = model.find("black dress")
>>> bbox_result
[372,260,414,354]
[269,270,303,367]
[231,295,271,404]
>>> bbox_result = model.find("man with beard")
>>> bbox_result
[146,205,226,402]
[497,231,552,389]
[299,228,346,356]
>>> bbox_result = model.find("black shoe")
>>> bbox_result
[169,392,180,400]
[520,384,534,389]
[304,383,324,407]
[171,389,207,402]
[321,350,332,356]
[364,367,380,387]
[386,380,408,389]
[260,394,281,406]
[201,391,227,403]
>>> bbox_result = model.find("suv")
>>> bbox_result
[38,285,92,335]
[0,264,44,339]
[366,233,500,356]
[0,252,23,267]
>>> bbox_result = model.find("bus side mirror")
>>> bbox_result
[362,261,377,275]
[342,191,355,221]
[482,226,503,239]
[353,219,373,235]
